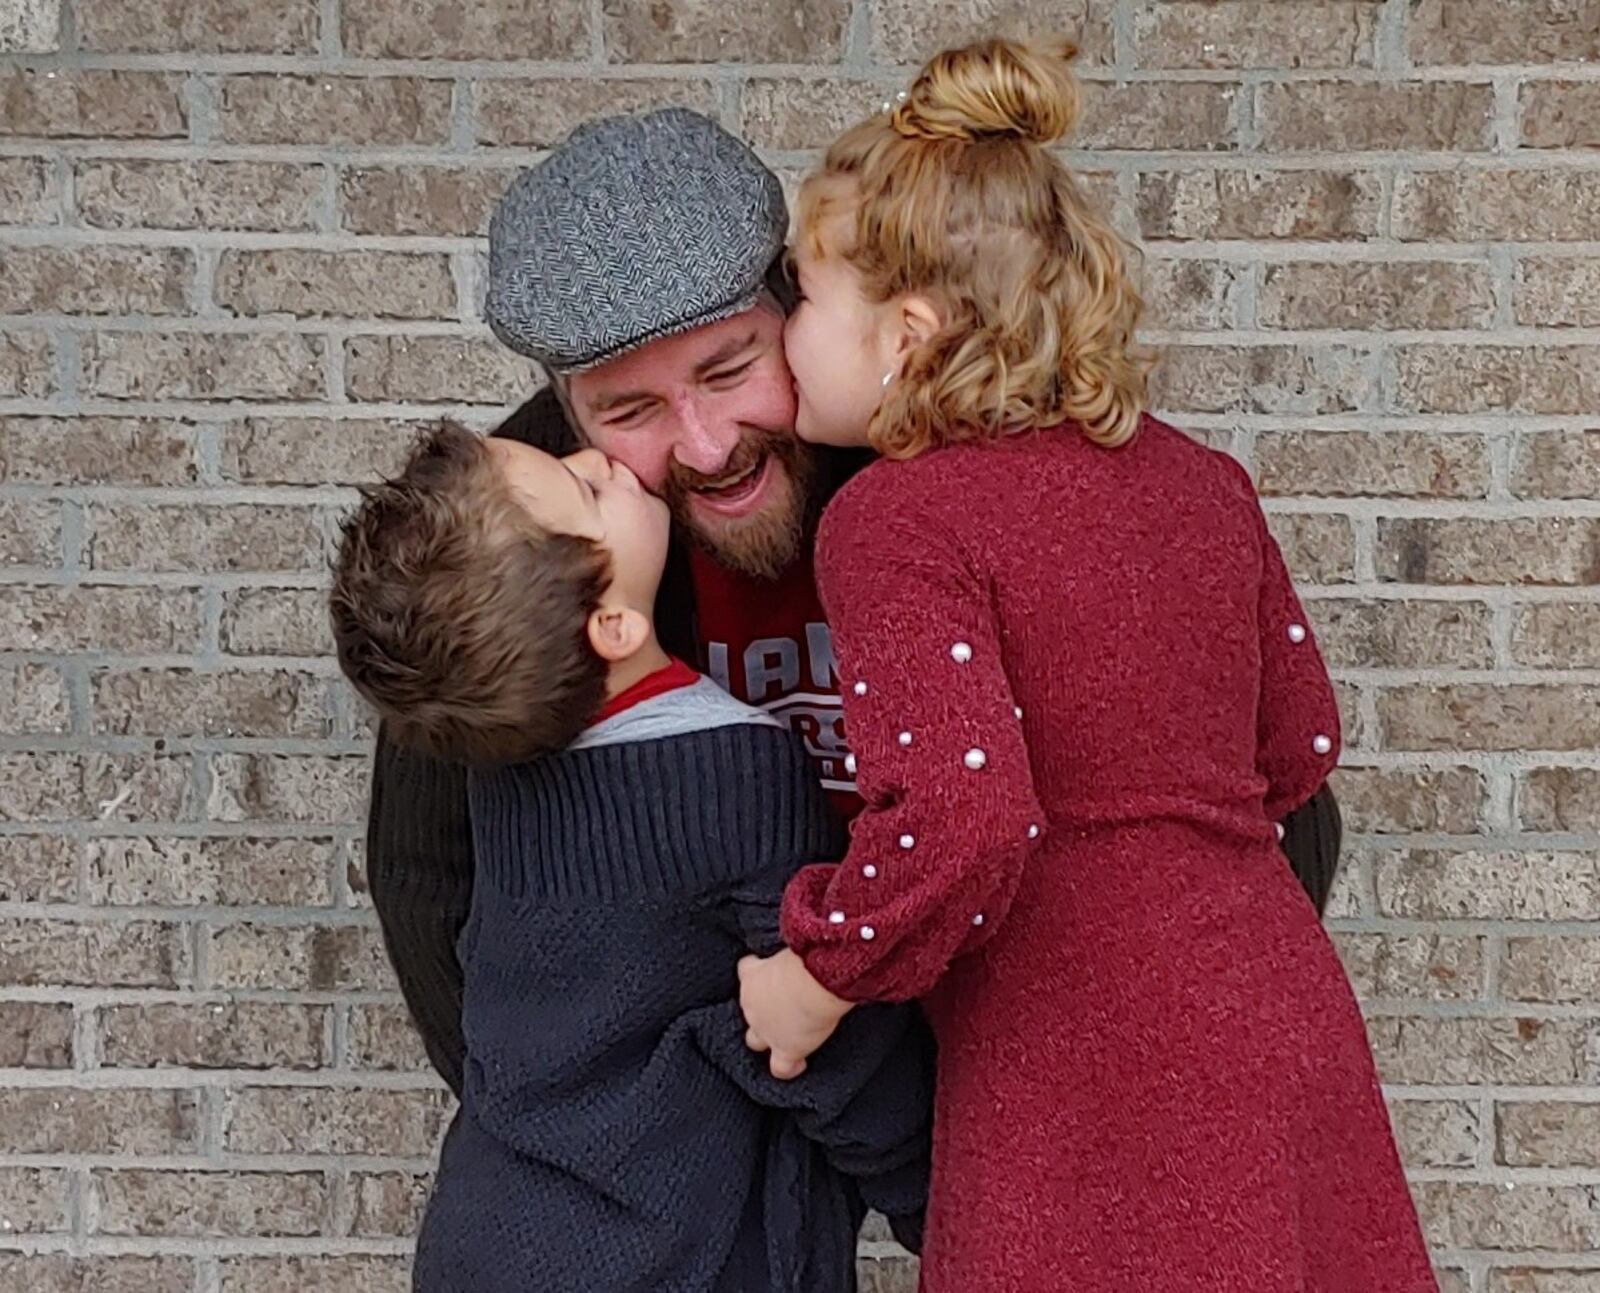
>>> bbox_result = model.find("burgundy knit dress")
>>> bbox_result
[780,417,1436,1292]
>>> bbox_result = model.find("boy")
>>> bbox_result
[330,422,932,1293]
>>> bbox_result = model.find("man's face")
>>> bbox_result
[565,304,819,581]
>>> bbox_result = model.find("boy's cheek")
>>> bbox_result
[602,441,674,493]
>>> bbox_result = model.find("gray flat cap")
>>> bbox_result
[486,108,788,373]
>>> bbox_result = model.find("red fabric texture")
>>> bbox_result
[781,418,1435,1292]
[688,545,860,818]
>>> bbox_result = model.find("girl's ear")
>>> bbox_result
[894,294,944,357]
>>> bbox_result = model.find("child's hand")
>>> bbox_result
[738,947,853,1080]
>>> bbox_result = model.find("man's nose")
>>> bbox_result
[670,397,737,476]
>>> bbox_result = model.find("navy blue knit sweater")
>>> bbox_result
[412,720,935,1293]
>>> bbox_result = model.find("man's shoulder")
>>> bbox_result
[816,444,875,509]
[488,387,581,456]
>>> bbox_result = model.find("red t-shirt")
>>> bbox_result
[588,657,700,726]
[687,547,858,815]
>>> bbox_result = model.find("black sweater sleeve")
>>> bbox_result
[692,866,936,1235]
[359,390,576,1098]
[365,723,475,1097]
[1280,782,1343,917]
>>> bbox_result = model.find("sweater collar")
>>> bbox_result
[588,658,700,727]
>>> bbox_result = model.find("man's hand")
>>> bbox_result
[738,947,854,1080]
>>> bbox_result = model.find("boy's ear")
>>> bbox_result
[586,605,651,663]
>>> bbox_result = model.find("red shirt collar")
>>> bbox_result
[588,658,700,727]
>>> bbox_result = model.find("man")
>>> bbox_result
[364,107,1342,1097]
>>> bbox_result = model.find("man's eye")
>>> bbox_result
[707,361,755,387]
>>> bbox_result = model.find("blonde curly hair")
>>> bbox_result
[796,37,1152,456]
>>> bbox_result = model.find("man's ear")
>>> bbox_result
[586,605,651,663]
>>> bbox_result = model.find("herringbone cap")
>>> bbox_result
[486,108,789,373]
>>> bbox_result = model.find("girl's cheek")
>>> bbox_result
[783,324,811,373]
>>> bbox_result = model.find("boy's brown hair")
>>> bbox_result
[330,422,611,765]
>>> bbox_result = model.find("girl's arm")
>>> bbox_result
[780,478,1047,1004]
[1233,465,1342,822]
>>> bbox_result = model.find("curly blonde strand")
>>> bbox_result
[797,37,1153,458]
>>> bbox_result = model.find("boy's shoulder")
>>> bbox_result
[466,691,844,902]
[570,674,782,752]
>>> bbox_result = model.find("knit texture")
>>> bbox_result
[781,417,1435,1292]
[364,736,473,1096]
[485,109,787,372]
[413,721,934,1292]
[364,390,1346,1108]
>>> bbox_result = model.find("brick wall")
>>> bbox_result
[1,1,1597,1290]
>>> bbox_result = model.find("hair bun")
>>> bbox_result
[894,38,1080,146]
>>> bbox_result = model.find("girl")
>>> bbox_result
[738,37,1437,1293]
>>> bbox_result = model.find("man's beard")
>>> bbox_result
[661,426,821,581]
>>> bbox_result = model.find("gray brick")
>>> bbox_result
[0,497,62,566]
[219,1256,410,1293]
[220,587,336,657]
[76,0,318,53]
[0,751,194,823]
[0,1000,73,1067]
[75,159,323,233]
[99,1002,330,1069]
[0,1088,199,1154]
[0,585,204,653]
[0,416,200,485]
[0,68,185,139]
[223,1087,451,1156]
[206,753,369,825]
[1375,849,1600,921]
[346,0,586,58]
[85,503,330,574]
[344,335,537,405]
[219,74,452,146]
[0,246,192,316]
[206,922,391,991]
[83,331,327,403]
[0,330,56,399]
[0,1166,71,1232]
[0,917,188,988]
[219,416,427,486]
[91,668,333,739]
[93,1168,329,1237]
[216,249,457,322]
[0,1255,194,1292]
[605,0,845,62]
[0,660,71,734]
[88,835,335,906]
[0,834,78,901]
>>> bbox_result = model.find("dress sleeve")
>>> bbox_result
[780,479,1046,1003]
[1252,503,1342,821]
